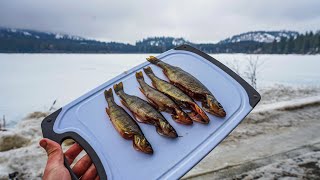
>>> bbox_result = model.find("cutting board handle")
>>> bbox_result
[41,108,107,180]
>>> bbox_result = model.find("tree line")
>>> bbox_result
[260,31,320,54]
[0,29,319,54]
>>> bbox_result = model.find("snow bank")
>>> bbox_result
[0,85,319,179]
[0,116,46,179]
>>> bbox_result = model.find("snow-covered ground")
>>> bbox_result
[0,85,319,179]
[183,86,320,180]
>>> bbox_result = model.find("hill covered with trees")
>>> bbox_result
[0,28,319,54]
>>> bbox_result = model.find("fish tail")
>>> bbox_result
[143,66,155,75]
[146,56,161,64]
[147,56,168,69]
[113,82,124,93]
[104,88,114,101]
[135,71,144,80]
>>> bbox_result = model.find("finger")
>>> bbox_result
[64,143,83,164]
[39,138,64,167]
[95,175,100,180]
[72,154,92,178]
[80,163,97,180]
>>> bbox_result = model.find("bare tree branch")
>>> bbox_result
[243,56,264,89]
[227,58,242,76]
[49,99,57,111]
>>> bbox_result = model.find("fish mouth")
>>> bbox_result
[157,122,178,138]
[167,131,178,138]
[142,145,154,154]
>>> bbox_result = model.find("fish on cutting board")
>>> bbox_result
[113,82,178,138]
[104,88,153,154]
[143,67,210,124]
[135,71,193,125]
[147,56,226,117]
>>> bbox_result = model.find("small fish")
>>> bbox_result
[147,56,226,117]
[104,88,153,154]
[143,67,209,124]
[136,71,192,125]
[113,82,178,138]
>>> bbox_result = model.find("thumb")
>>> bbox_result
[40,138,64,166]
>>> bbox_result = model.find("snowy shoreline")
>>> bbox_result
[0,85,319,179]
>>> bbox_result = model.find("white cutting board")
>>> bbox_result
[41,45,260,180]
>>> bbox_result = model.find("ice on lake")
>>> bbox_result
[0,53,319,126]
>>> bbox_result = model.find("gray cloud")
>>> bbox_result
[0,0,319,43]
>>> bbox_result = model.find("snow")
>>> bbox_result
[1,85,320,179]
[144,38,187,47]
[253,95,320,113]
[22,32,31,36]
[220,31,299,44]
[68,35,84,41]
[183,86,320,179]
[172,38,186,46]
[55,33,64,39]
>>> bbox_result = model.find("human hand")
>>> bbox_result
[39,138,99,180]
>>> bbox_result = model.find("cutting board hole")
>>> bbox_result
[62,138,102,179]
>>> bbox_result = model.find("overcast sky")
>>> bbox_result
[0,0,319,43]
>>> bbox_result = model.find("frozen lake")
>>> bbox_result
[0,53,320,126]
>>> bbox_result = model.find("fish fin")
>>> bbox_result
[135,71,144,80]
[120,99,129,109]
[151,81,157,88]
[187,111,206,124]
[139,87,145,95]
[193,103,210,123]
[188,104,210,124]
[146,99,159,110]
[133,113,147,123]
[104,88,114,101]
[173,109,193,125]
[113,82,124,93]
[162,69,169,77]
[105,108,110,115]
[146,56,160,64]
[143,66,154,75]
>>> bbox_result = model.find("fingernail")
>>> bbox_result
[40,140,47,148]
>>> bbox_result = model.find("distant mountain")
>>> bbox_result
[219,31,299,44]
[0,28,86,41]
[0,27,319,54]
[0,27,111,53]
